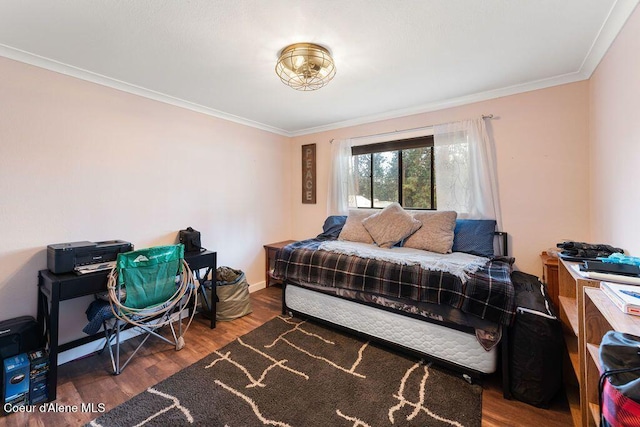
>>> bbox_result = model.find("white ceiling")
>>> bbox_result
[0,1,638,136]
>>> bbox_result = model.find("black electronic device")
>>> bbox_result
[581,260,640,277]
[0,316,40,361]
[47,240,133,274]
[179,227,202,253]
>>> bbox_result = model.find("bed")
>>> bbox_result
[273,206,515,377]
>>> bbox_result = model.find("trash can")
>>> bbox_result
[215,266,252,321]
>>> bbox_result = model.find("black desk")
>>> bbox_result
[37,250,216,401]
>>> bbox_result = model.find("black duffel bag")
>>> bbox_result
[508,271,564,407]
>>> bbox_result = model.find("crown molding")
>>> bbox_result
[0,44,292,137]
[288,71,587,137]
[578,0,639,76]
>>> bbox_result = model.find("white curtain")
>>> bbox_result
[434,118,502,229]
[327,138,356,215]
[327,121,501,226]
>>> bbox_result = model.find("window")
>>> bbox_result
[352,136,435,209]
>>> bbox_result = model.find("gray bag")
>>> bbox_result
[215,267,252,321]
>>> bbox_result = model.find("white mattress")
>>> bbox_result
[285,284,497,374]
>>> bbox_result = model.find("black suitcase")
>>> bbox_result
[508,271,564,407]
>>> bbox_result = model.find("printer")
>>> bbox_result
[47,240,133,274]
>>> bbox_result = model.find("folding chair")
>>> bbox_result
[104,244,198,375]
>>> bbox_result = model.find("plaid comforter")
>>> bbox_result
[274,239,515,325]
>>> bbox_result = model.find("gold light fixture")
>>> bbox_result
[275,43,336,91]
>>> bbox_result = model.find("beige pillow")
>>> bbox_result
[403,211,457,254]
[338,209,377,244]
[362,203,422,249]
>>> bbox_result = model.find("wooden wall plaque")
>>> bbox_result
[302,144,316,204]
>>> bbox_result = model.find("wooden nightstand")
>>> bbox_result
[264,240,296,287]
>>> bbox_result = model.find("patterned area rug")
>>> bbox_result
[87,316,482,427]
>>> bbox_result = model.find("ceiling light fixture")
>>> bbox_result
[275,43,336,91]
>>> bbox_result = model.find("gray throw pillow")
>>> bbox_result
[362,203,422,249]
[338,209,377,244]
[403,211,457,254]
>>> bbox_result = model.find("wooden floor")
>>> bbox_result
[0,286,573,426]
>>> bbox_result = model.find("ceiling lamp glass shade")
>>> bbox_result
[275,43,336,91]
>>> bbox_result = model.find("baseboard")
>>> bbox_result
[249,281,266,293]
[58,327,139,365]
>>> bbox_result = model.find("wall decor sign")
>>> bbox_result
[302,143,316,204]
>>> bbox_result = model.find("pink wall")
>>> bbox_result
[589,6,640,255]
[0,57,292,343]
[291,82,592,275]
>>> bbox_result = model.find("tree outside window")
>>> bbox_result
[352,136,435,209]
